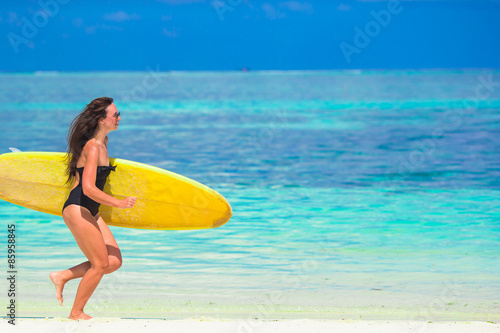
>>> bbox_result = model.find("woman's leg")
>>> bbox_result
[50,212,122,306]
[94,212,123,272]
[58,206,109,320]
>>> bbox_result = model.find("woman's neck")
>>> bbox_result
[93,130,109,144]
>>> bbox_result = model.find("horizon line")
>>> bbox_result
[0,67,499,74]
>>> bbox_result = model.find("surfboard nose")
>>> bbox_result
[213,202,232,228]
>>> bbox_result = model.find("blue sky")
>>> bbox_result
[1,0,500,71]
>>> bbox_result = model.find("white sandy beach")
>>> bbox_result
[1,318,499,333]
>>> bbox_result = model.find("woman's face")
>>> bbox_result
[102,103,121,131]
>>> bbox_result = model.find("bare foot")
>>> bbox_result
[68,312,93,320]
[49,272,66,306]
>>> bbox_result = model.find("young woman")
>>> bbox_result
[49,97,136,320]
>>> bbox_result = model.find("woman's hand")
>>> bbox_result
[119,196,137,208]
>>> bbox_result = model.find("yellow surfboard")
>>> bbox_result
[0,152,232,230]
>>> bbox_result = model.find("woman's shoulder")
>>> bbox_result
[80,139,100,163]
[83,139,101,151]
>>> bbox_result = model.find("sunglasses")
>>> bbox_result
[109,112,121,120]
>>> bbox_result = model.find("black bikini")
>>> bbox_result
[62,164,116,217]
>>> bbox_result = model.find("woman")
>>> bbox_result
[49,97,136,320]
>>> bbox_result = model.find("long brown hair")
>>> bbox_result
[65,97,114,184]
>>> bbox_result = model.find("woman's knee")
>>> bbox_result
[91,257,110,272]
[106,244,122,273]
[107,255,122,273]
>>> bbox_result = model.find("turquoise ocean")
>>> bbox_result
[0,69,499,321]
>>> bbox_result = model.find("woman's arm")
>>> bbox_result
[81,141,123,208]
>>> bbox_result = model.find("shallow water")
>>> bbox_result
[0,69,499,319]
